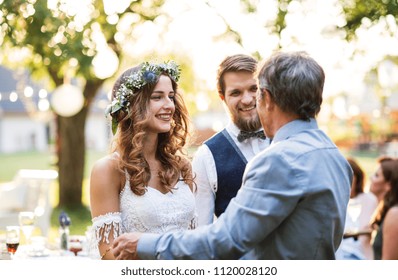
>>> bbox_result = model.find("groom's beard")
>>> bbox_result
[234,113,262,132]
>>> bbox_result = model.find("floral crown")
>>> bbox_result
[105,61,181,134]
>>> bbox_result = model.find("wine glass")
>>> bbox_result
[18,211,36,247]
[6,226,20,259]
[68,235,84,256]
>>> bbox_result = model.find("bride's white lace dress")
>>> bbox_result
[90,177,196,258]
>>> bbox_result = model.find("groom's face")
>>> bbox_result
[220,71,261,132]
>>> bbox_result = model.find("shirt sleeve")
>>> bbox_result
[192,144,217,226]
[137,150,303,259]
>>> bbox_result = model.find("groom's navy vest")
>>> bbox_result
[205,129,247,217]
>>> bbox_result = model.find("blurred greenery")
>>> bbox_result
[339,0,398,41]
[50,206,92,236]
[0,149,106,241]
[0,151,56,182]
[343,148,380,190]
[0,149,106,184]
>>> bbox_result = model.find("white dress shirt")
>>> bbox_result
[192,121,269,226]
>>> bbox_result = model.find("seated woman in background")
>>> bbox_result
[369,156,394,203]
[336,158,378,260]
[371,157,398,260]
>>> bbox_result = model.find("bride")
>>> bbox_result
[89,61,196,260]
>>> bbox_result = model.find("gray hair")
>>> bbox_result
[257,51,325,120]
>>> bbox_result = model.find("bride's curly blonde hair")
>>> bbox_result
[109,65,194,195]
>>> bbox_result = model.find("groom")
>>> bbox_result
[112,51,352,260]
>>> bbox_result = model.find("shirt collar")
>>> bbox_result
[226,121,240,138]
[226,121,265,140]
[272,118,318,144]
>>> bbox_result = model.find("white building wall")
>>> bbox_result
[0,113,111,154]
[85,113,110,152]
[0,116,48,153]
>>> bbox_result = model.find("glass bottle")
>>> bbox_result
[59,225,69,250]
[58,211,71,250]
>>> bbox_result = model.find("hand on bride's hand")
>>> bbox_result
[112,232,142,260]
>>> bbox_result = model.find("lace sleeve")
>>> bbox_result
[92,212,123,245]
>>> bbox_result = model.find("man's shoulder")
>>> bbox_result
[273,129,337,157]
[247,144,282,168]
[251,133,338,168]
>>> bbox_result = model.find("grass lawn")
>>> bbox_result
[0,151,57,182]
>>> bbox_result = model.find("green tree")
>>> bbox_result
[0,0,167,209]
[338,0,398,140]
[204,0,293,59]
[338,0,398,39]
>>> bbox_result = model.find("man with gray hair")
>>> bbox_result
[112,51,352,260]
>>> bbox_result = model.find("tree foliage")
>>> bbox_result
[0,0,167,208]
[1,0,166,84]
[339,0,398,39]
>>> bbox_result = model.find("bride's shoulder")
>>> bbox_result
[90,154,123,190]
[92,154,118,174]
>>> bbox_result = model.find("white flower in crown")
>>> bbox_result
[105,61,181,134]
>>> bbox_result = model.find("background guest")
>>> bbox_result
[336,157,378,260]
[371,157,398,260]
[370,156,394,203]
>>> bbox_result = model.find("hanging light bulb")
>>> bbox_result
[51,84,84,117]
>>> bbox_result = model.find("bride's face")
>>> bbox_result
[146,75,175,134]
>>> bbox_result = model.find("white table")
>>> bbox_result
[2,245,94,260]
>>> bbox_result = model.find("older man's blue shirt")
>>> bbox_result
[138,118,352,260]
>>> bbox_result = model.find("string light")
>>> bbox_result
[0,84,106,116]
[39,89,48,98]
[9,91,18,102]
[38,99,50,111]
[0,87,50,116]
[24,86,34,97]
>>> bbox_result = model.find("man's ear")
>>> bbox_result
[265,90,274,111]
[219,93,225,101]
